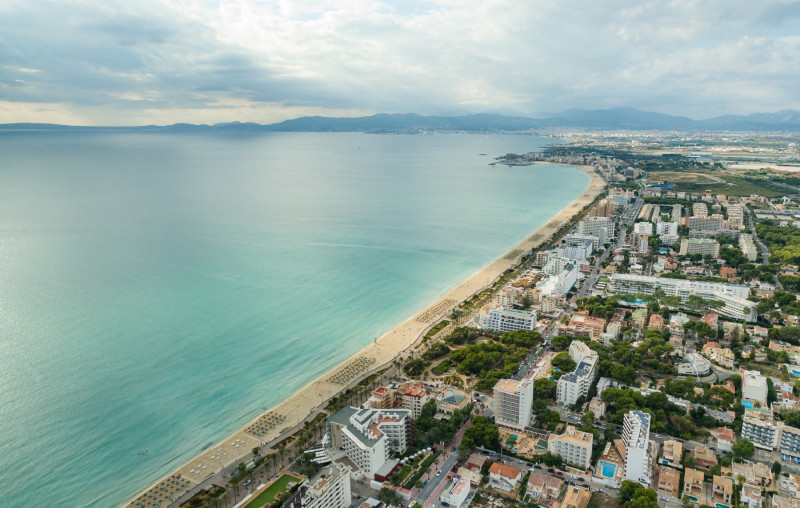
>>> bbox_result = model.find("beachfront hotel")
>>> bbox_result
[493,378,534,430]
[326,407,411,476]
[622,410,652,486]
[478,303,537,333]
[287,462,352,508]
[607,273,757,322]
[577,216,615,248]
[548,425,594,469]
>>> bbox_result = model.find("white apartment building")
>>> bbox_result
[557,356,598,406]
[538,263,579,297]
[543,256,571,276]
[478,304,538,332]
[440,476,470,508]
[727,204,745,228]
[741,416,779,451]
[742,369,768,405]
[672,204,682,222]
[557,342,599,406]
[634,222,654,235]
[679,238,720,258]
[398,383,429,419]
[607,274,757,322]
[496,286,521,307]
[577,216,615,247]
[656,221,679,245]
[297,463,352,508]
[548,425,594,469]
[493,378,534,430]
[686,217,724,232]
[557,235,595,261]
[740,233,758,262]
[677,353,711,376]
[623,410,653,486]
[327,407,411,476]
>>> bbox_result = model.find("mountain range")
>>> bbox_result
[3,107,800,132]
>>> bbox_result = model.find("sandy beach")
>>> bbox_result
[125,164,606,507]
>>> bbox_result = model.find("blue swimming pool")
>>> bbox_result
[742,400,753,408]
[598,460,617,478]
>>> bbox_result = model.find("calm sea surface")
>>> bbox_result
[0,132,588,506]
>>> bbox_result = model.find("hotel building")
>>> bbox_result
[548,425,594,469]
[493,378,534,430]
[623,410,652,486]
[327,407,411,476]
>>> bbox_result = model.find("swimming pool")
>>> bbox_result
[742,400,753,408]
[598,460,617,478]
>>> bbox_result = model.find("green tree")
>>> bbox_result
[732,438,755,458]
[581,410,596,426]
[551,351,576,372]
[773,461,782,475]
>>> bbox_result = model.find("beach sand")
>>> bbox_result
[125,164,606,507]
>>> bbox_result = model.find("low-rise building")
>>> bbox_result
[562,485,592,508]
[656,465,681,498]
[691,446,717,469]
[683,468,705,504]
[742,369,769,406]
[548,425,594,469]
[678,353,712,376]
[731,461,774,488]
[717,428,735,453]
[588,397,606,420]
[659,440,683,469]
[456,467,482,488]
[439,476,470,508]
[648,314,664,332]
[632,308,648,329]
[488,462,523,492]
[712,475,733,508]
[740,483,762,508]
[525,472,564,503]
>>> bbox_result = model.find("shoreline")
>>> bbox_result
[123,163,606,507]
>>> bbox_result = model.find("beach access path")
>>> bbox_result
[124,164,606,508]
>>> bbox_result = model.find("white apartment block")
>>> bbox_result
[496,286,521,307]
[634,222,654,235]
[548,425,594,469]
[298,463,352,508]
[577,216,615,247]
[741,416,779,451]
[327,407,411,476]
[607,274,757,322]
[623,410,652,486]
[679,238,720,258]
[440,476,470,508]
[742,369,768,405]
[686,216,725,232]
[739,233,758,262]
[693,203,709,217]
[672,204,682,222]
[557,235,595,261]
[493,378,534,430]
[727,204,745,228]
[656,221,679,245]
[478,304,538,333]
[557,355,598,406]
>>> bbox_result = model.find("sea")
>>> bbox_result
[0,131,588,506]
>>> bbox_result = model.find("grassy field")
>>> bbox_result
[652,171,720,184]
[652,171,785,197]
[244,473,302,508]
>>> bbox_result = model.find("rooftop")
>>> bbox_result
[488,462,522,479]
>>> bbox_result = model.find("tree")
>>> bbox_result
[732,438,755,458]
[581,410,596,426]
[773,461,782,475]
[252,447,259,458]
[541,452,563,467]
[378,487,401,505]
[551,351,576,372]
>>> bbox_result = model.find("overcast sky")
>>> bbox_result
[2,0,800,125]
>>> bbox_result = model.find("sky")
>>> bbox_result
[1,0,800,125]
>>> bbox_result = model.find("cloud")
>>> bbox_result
[0,0,799,124]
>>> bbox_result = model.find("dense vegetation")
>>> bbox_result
[758,222,800,264]
[413,400,473,449]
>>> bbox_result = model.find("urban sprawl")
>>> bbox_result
[137,132,800,508]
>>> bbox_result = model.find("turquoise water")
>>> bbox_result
[0,131,589,506]
[598,460,617,477]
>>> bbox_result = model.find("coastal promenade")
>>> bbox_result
[124,165,606,507]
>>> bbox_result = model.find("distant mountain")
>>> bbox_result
[3,108,800,132]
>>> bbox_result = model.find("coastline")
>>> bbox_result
[123,164,606,507]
